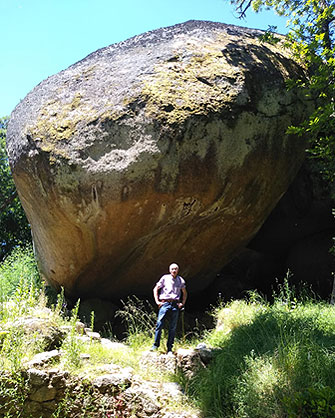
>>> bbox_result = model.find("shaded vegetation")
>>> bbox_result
[0,117,31,261]
[185,284,335,417]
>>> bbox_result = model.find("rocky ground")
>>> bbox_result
[0,310,214,417]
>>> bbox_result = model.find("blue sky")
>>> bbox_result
[1,0,288,117]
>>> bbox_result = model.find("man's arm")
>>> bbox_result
[153,284,163,308]
[178,287,187,309]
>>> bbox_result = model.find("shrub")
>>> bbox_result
[283,386,335,418]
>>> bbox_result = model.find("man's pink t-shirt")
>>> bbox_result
[156,274,186,301]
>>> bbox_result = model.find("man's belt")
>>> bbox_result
[160,299,179,303]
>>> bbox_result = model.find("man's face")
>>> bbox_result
[170,265,179,277]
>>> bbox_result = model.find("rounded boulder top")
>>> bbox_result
[7,20,309,300]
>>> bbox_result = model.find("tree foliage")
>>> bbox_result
[0,117,31,260]
[231,0,335,181]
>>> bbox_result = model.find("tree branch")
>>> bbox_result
[235,0,253,19]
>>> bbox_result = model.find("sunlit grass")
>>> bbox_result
[3,248,335,417]
[187,284,335,418]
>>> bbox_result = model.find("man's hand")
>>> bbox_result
[153,284,163,308]
[179,288,187,310]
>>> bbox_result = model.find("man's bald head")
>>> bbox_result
[169,263,179,277]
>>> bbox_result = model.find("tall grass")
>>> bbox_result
[0,246,41,319]
[116,295,157,349]
[186,283,335,418]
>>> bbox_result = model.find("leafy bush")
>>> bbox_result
[283,386,335,418]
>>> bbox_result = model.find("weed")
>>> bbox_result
[54,286,67,317]
[0,371,28,417]
[116,296,156,349]
[52,389,72,418]
[0,246,41,323]
[0,246,40,300]
[61,300,83,370]
[90,310,95,332]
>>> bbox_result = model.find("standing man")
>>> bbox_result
[151,263,187,354]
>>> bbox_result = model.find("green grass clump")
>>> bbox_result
[0,246,40,296]
[187,284,335,418]
[0,246,41,316]
[116,295,157,350]
[0,246,46,374]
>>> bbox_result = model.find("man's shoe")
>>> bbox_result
[150,345,158,351]
[167,350,174,357]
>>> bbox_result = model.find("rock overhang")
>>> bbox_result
[7,20,310,300]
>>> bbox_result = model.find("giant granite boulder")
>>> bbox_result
[7,20,309,300]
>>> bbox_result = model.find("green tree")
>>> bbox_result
[0,117,31,260]
[230,0,335,181]
[231,0,335,303]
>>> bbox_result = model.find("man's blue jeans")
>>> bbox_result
[153,302,179,352]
